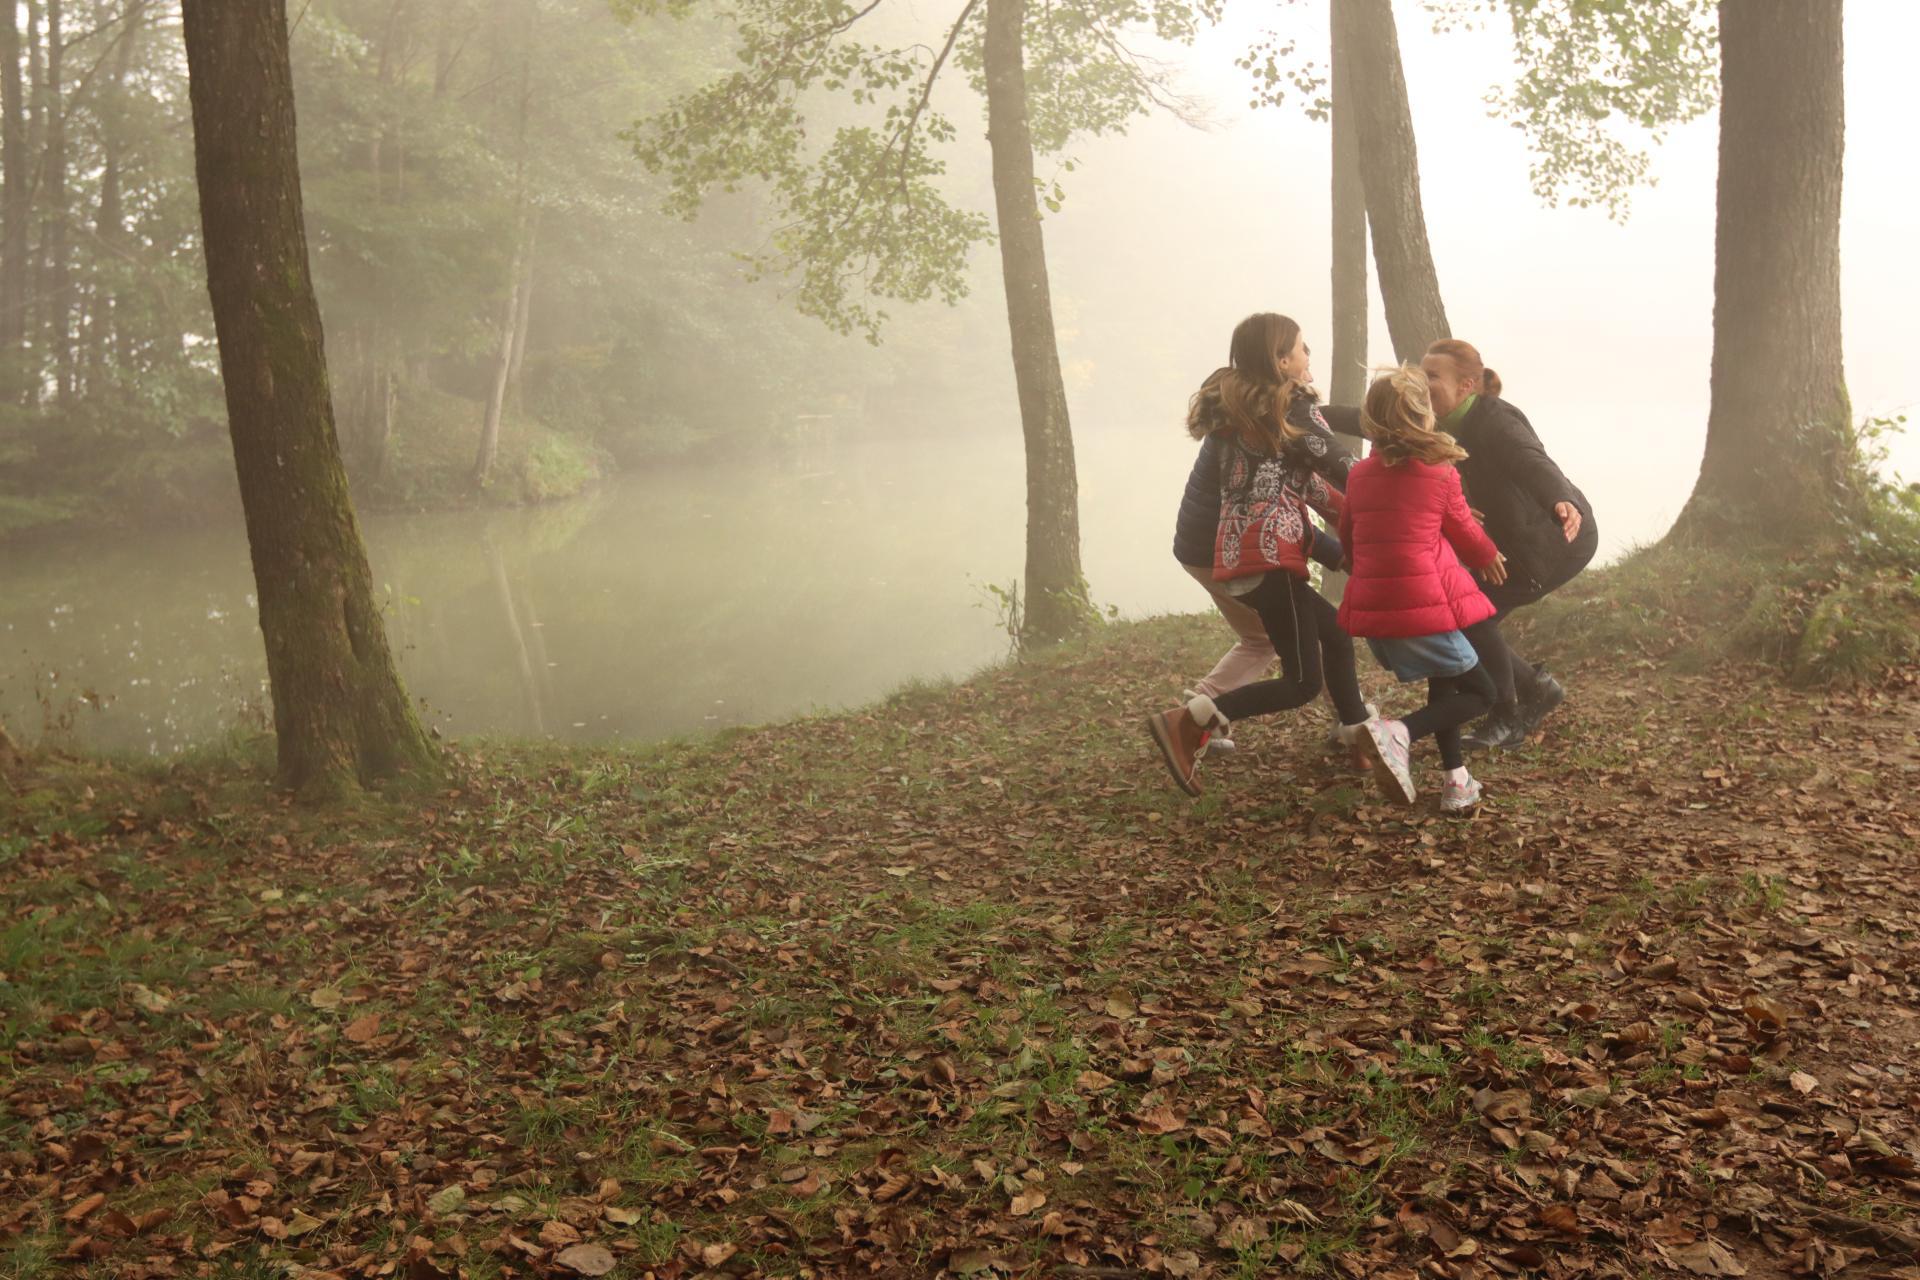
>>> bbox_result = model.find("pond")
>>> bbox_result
[0,411,1749,756]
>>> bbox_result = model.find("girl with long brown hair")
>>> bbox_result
[1147,313,1376,798]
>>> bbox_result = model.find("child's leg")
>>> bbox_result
[1300,578,1370,726]
[1401,665,1497,758]
[1463,619,1518,708]
[1212,576,1325,722]
[1182,563,1278,698]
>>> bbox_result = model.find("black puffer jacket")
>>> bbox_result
[1451,395,1596,605]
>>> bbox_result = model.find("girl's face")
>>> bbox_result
[1420,354,1475,417]
[1276,333,1311,384]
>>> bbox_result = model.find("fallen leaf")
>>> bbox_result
[555,1243,616,1276]
[1789,1070,1818,1095]
[342,1012,382,1044]
[1009,1189,1046,1216]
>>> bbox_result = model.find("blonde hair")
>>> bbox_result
[1187,313,1311,452]
[1362,365,1468,466]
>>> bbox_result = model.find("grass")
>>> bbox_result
[3,557,1919,1277]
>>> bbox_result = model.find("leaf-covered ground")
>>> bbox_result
[4,613,1920,1280]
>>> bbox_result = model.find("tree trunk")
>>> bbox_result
[0,2,27,398]
[21,0,41,405]
[471,225,524,488]
[1671,0,1858,543]
[505,216,537,405]
[1328,0,1369,411]
[43,0,69,407]
[90,0,143,391]
[180,0,440,799]
[1339,0,1448,363]
[984,0,1085,646]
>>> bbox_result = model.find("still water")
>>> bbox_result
[0,417,1731,755]
[1,429,1205,754]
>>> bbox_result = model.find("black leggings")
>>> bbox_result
[1464,610,1540,709]
[1212,573,1369,726]
[1401,663,1496,770]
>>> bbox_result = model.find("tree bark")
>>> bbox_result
[42,0,68,406]
[0,2,26,398]
[1671,0,1858,542]
[1328,0,1368,411]
[984,0,1085,646]
[180,0,440,799]
[1339,0,1448,362]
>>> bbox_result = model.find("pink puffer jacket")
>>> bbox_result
[1337,456,1501,638]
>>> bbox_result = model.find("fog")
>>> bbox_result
[1039,1,1919,556]
[2,0,1913,753]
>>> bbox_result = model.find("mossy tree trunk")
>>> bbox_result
[985,0,1086,647]
[1671,0,1861,543]
[1328,0,1369,411]
[1339,0,1449,362]
[181,0,440,799]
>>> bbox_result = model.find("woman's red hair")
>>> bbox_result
[1425,339,1502,398]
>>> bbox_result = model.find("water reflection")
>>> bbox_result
[1,410,1758,757]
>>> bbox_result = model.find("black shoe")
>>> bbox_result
[1518,670,1565,733]
[1463,703,1529,753]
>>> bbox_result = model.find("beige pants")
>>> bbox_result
[1183,562,1276,699]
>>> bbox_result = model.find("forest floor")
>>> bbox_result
[4,612,1920,1280]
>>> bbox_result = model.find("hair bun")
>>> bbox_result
[1481,367,1503,397]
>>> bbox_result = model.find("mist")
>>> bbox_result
[1,0,1913,754]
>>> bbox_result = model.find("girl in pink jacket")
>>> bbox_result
[1337,367,1508,813]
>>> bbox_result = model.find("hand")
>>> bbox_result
[1555,501,1583,542]
[1339,556,1352,575]
[1481,553,1509,587]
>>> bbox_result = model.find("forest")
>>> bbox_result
[3,1,1920,1278]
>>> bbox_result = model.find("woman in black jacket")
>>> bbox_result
[1422,340,1598,749]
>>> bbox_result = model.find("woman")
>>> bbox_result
[1421,339,1597,749]
[1147,313,1373,796]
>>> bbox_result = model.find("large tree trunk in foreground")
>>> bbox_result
[1340,0,1448,362]
[181,0,439,799]
[1328,0,1368,411]
[984,0,1085,647]
[1671,0,1859,543]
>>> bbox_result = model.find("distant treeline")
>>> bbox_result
[0,0,1005,539]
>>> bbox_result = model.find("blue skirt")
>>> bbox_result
[1367,630,1478,682]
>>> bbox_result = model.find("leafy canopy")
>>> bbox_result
[1236,0,1719,221]
[621,0,1222,342]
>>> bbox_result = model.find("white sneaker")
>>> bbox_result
[1358,718,1417,804]
[1200,732,1236,757]
[1441,770,1483,814]
[1326,703,1379,751]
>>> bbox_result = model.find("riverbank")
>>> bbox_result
[5,578,1920,1278]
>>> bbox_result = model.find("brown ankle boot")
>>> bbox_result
[1145,694,1224,797]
